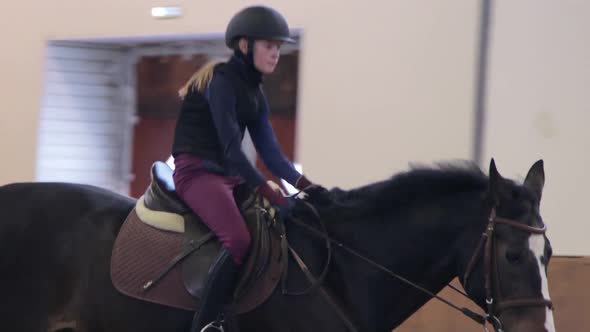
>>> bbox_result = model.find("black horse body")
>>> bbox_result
[0,161,552,332]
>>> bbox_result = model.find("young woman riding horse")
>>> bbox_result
[171,6,326,331]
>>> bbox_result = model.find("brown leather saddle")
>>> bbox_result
[117,161,286,314]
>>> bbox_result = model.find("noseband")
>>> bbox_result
[463,207,554,331]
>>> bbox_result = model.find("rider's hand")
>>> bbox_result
[256,182,294,219]
[295,176,331,207]
[265,180,286,196]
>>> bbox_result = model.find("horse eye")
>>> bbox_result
[505,250,523,264]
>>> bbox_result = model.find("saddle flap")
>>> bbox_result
[233,208,267,295]
[179,196,285,314]
[232,200,285,313]
[181,214,222,298]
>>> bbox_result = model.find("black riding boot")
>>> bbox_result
[191,249,240,332]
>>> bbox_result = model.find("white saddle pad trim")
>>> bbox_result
[135,195,185,233]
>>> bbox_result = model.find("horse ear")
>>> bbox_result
[488,158,503,205]
[524,159,545,201]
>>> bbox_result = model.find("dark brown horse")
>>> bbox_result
[0,159,555,332]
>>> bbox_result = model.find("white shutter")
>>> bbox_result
[36,43,134,194]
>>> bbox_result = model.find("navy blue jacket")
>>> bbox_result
[172,54,301,188]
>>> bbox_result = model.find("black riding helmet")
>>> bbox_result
[225,6,295,66]
[225,6,296,48]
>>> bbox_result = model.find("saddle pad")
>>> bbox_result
[112,199,285,314]
[111,210,199,311]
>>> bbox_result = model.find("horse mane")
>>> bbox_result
[323,161,490,219]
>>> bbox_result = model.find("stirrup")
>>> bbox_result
[200,321,224,332]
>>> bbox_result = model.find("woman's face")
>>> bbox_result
[252,39,282,74]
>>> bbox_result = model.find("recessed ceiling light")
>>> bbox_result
[151,6,182,19]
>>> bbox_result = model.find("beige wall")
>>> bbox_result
[0,6,46,184]
[296,1,478,187]
[0,0,478,187]
[483,0,590,255]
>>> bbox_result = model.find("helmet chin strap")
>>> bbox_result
[240,38,262,76]
[234,38,257,67]
[232,38,263,81]
[246,38,256,65]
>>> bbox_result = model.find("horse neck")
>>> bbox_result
[324,190,488,331]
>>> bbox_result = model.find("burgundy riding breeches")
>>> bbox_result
[172,154,250,265]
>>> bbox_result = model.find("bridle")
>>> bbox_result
[283,201,555,332]
[462,207,554,331]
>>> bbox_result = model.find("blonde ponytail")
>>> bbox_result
[178,60,222,98]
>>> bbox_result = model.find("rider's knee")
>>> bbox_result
[228,231,251,264]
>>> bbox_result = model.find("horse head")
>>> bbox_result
[460,159,555,332]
